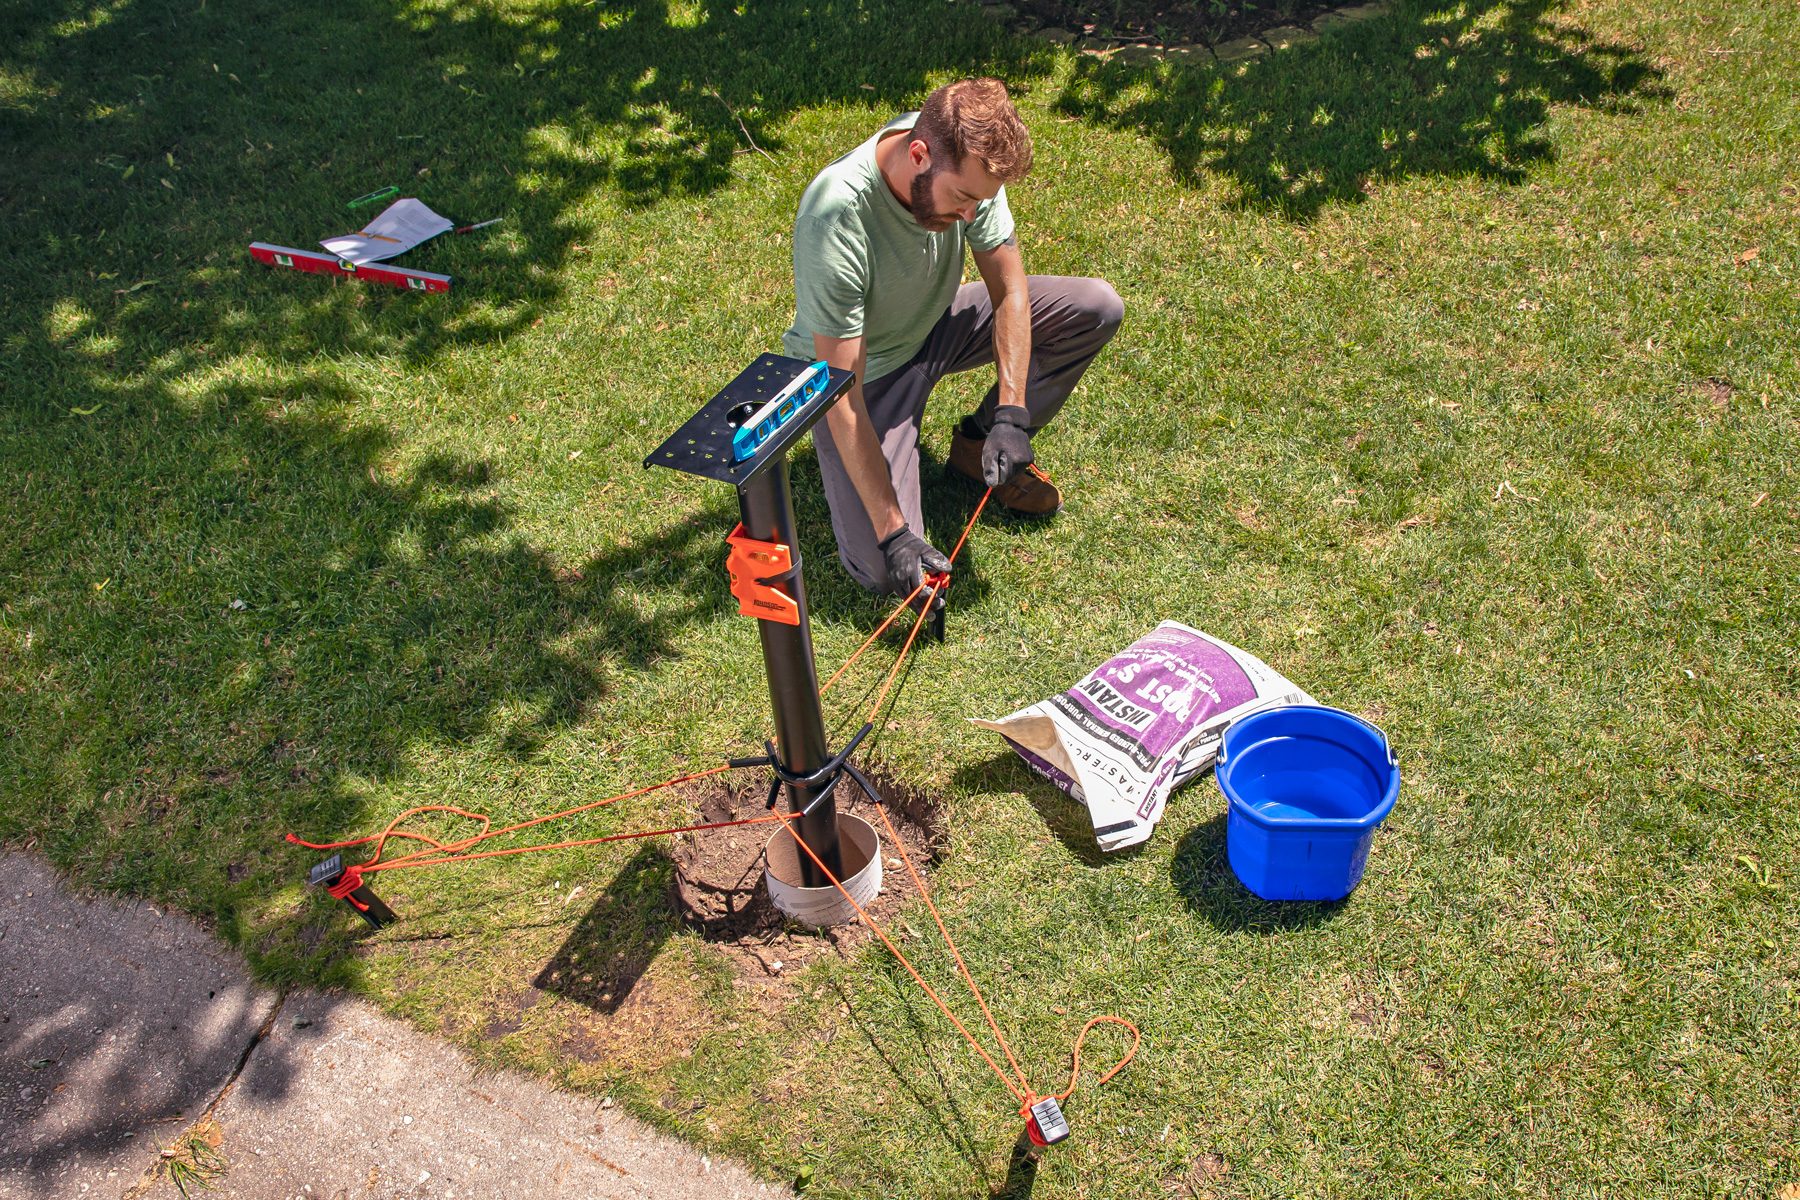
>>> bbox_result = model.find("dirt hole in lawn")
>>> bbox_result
[410,769,947,1075]
[670,766,947,979]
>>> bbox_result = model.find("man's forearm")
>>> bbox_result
[992,285,1031,414]
[980,242,1031,417]
[814,335,905,540]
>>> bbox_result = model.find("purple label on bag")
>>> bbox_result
[1050,626,1256,773]
[1007,740,1078,796]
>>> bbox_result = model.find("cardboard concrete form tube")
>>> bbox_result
[764,812,881,926]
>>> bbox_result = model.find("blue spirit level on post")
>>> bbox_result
[731,360,829,462]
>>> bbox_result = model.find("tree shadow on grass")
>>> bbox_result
[0,0,1053,970]
[0,370,739,966]
[1,0,1052,383]
[1054,0,1668,220]
[1169,814,1345,932]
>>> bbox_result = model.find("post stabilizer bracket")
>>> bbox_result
[724,523,801,625]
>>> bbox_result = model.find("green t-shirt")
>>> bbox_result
[782,113,1015,384]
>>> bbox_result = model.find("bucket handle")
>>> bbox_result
[1368,720,1398,769]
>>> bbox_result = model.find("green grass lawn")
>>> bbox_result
[3,0,1796,1195]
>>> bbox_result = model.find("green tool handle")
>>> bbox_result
[347,186,398,210]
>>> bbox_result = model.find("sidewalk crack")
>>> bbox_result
[119,989,289,1200]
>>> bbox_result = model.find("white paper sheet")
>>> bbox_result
[321,198,454,265]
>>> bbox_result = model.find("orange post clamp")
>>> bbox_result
[725,524,800,625]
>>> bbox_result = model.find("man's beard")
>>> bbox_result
[908,166,959,232]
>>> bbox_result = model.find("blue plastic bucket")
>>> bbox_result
[1218,705,1399,902]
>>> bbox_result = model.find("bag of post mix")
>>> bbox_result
[971,622,1312,852]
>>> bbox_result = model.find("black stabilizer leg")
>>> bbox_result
[926,571,949,642]
[308,853,398,929]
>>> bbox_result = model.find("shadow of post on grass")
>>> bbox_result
[1054,0,1667,219]
[532,848,678,1014]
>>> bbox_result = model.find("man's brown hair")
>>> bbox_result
[913,78,1033,182]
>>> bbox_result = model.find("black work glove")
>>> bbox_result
[982,406,1034,488]
[878,526,951,610]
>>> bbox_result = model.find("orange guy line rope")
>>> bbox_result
[779,821,1028,1105]
[800,482,1139,1121]
[818,488,990,701]
[781,820,1139,1118]
[866,794,1031,1096]
[358,811,798,875]
[866,575,942,724]
[946,486,992,564]
[818,579,927,696]
[297,486,996,878]
[287,764,735,874]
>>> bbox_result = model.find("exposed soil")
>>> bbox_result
[1163,1150,1233,1199]
[1016,0,1338,48]
[363,768,950,1077]
[1696,376,1734,407]
[670,767,947,978]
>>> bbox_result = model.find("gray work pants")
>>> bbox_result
[812,275,1124,593]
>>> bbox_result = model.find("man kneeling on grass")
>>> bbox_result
[784,77,1123,608]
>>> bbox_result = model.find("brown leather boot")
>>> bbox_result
[947,427,1063,515]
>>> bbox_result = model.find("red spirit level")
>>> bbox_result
[249,242,452,293]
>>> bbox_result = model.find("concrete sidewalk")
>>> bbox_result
[0,852,790,1200]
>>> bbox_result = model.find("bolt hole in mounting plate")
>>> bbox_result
[645,354,854,490]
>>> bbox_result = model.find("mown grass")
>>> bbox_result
[2,0,1796,1196]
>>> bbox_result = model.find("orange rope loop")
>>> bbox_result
[360,812,798,874]
[285,804,491,860]
[286,764,737,878]
[1048,1015,1141,1106]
